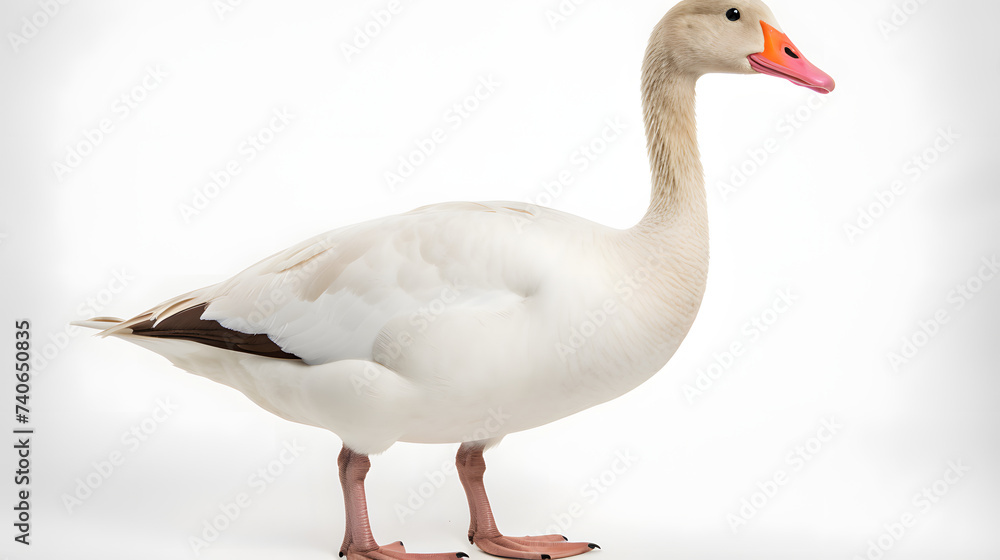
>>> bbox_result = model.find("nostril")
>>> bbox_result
[784,47,799,59]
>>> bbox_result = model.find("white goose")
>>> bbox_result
[78,1,833,558]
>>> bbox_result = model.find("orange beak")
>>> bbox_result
[748,21,835,94]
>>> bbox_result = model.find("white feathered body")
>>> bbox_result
[99,200,708,454]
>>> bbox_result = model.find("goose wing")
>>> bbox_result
[100,201,590,366]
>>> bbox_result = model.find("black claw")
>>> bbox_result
[588,543,601,549]
[468,535,475,544]
[541,555,551,560]
[457,554,470,558]
[399,541,404,548]
[561,535,569,541]
[339,553,345,558]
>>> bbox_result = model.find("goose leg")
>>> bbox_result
[339,446,469,560]
[456,443,600,560]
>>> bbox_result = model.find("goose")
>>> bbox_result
[76,1,834,558]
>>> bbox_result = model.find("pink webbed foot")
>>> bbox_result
[340,540,469,560]
[471,533,599,560]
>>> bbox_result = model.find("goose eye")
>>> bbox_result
[726,8,741,21]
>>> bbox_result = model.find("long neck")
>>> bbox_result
[618,48,709,332]
[594,57,709,384]
[634,57,706,232]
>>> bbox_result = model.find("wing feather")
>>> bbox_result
[100,201,600,365]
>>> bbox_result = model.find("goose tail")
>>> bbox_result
[71,317,129,333]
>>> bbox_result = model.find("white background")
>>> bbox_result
[2,0,999,559]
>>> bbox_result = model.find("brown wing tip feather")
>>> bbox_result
[124,303,302,360]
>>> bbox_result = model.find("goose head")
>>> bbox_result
[648,0,835,94]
